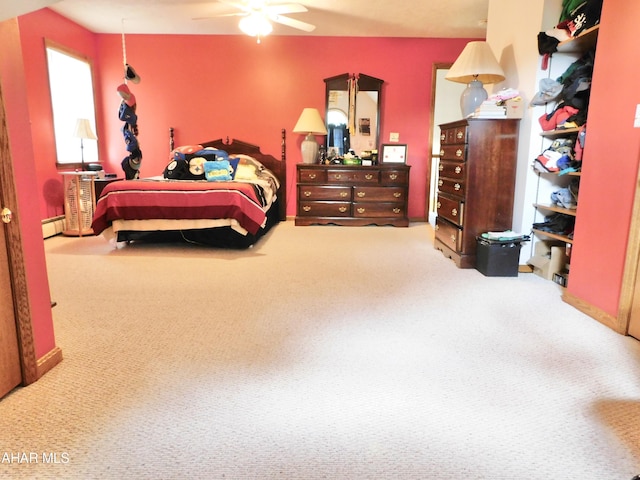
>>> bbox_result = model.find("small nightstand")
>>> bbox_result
[94,176,122,199]
[60,171,98,237]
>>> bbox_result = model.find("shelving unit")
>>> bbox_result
[529,26,599,283]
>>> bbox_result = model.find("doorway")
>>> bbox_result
[427,64,466,225]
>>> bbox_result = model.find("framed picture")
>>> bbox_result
[380,144,408,164]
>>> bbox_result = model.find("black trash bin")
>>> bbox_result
[476,236,527,277]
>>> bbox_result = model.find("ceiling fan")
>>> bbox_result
[198,1,316,41]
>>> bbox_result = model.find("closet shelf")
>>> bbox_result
[534,203,577,216]
[557,25,599,53]
[532,228,574,244]
[540,127,580,137]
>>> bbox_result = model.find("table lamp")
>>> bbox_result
[445,41,506,117]
[73,118,97,170]
[293,108,328,164]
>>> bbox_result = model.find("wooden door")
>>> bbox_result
[628,272,640,340]
[0,206,21,398]
[0,89,21,397]
[618,148,640,339]
[0,69,40,396]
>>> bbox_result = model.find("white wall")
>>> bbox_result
[486,0,563,261]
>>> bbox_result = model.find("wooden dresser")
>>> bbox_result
[435,119,519,267]
[296,164,410,227]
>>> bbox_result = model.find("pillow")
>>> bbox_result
[231,156,261,181]
[234,163,259,180]
[204,160,232,182]
[163,159,188,179]
[182,156,207,180]
[196,148,228,160]
[228,157,240,179]
[170,144,203,162]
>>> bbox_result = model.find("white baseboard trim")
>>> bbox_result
[42,216,65,239]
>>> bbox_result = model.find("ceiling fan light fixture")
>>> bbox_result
[239,13,273,38]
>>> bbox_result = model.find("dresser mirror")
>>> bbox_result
[324,73,383,158]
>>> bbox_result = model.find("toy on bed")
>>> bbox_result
[91,129,287,248]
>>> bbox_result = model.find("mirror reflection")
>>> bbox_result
[324,73,383,162]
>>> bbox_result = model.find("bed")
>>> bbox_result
[91,129,287,248]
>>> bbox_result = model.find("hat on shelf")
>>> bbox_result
[530,78,563,106]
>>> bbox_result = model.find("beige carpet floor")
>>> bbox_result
[1,222,640,479]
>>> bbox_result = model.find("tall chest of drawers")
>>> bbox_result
[435,119,519,268]
[296,164,410,227]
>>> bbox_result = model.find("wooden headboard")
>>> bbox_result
[169,128,287,222]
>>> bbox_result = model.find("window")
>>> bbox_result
[45,41,98,166]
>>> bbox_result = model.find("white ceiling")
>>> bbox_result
[2,0,489,38]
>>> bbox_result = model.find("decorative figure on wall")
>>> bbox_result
[118,20,142,179]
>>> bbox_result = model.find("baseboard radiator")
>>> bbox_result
[42,216,65,239]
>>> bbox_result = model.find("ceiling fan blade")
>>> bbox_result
[268,13,316,32]
[265,4,308,15]
[193,12,246,20]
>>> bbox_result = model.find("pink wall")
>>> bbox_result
[18,8,471,221]
[18,9,101,220]
[95,34,471,219]
[0,18,56,359]
[566,0,640,317]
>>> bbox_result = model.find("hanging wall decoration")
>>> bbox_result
[118,20,142,180]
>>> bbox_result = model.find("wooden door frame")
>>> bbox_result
[0,73,38,385]
[426,63,453,219]
[617,147,640,335]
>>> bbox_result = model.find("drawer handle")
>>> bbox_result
[440,149,444,156]
[456,149,463,157]
[438,179,443,187]
[304,191,311,197]
[335,174,342,179]
[308,173,316,179]
[454,183,461,191]
[357,192,366,198]
[393,192,401,198]
[436,201,441,209]
[438,164,444,171]
[365,174,373,180]
[339,206,347,213]
[450,234,456,243]
[393,208,401,214]
[302,206,311,212]
[440,133,445,141]
[389,173,398,180]
[451,208,457,217]
[357,207,365,214]
[456,131,463,139]
[340,192,348,197]
[455,166,461,174]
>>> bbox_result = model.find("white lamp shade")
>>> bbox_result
[73,118,97,140]
[293,108,327,164]
[445,41,505,85]
[293,108,328,135]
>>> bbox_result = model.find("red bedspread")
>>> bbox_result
[91,179,269,236]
